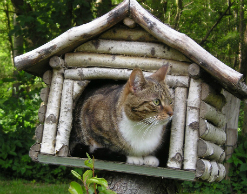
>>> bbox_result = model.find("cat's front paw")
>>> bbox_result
[126,156,144,165]
[144,156,159,167]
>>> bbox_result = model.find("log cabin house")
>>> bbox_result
[14,0,246,182]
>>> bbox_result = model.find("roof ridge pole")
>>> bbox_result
[14,0,129,72]
[129,0,247,98]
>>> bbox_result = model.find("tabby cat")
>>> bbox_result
[72,65,173,167]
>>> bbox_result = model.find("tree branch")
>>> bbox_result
[200,2,234,46]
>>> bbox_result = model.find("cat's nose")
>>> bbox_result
[167,111,173,116]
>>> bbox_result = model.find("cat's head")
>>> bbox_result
[123,65,173,125]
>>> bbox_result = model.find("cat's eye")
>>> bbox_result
[153,99,161,106]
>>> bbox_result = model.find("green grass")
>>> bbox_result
[0,179,70,194]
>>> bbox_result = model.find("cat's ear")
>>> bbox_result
[150,64,170,82]
[128,68,146,93]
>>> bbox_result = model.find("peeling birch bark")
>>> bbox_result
[201,83,226,110]
[55,79,74,156]
[197,139,225,162]
[167,87,187,169]
[188,63,201,79]
[64,68,189,88]
[183,79,202,170]
[196,159,211,180]
[200,102,226,128]
[40,69,64,154]
[65,53,190,76]
[38,105,47,123]
[40,87,50,104]
[208,161,219,182]
[75,39,189,62]
[35,124,44,143]
[43,70,52,85]
[199,119,226,145]
[73,80,90,107]
[123,17,136,28]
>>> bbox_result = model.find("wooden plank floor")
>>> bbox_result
[38,154,195,181]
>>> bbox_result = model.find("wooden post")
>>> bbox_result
[222,90,240,179]
[40,57,64,155]
[55,79,74,156]
[183,78,202,170]
[167,87,187,169]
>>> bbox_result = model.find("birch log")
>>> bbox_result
[35,124,44,143]
[201,83,226,110]
[183,79,202,170]
[99,26,159,42]
[188,63,201,79]
[55,79,73,156]
[64,68,189,88]
[40,87,50,104]
[200,102,226,128]
[49,56,65,69]
[199,119,226,145]
[222,90,240,179]
[215,163,226,182]
[40,69,64,154]
[43,70,52,85]
[123,17,136,28]
[196,159,211,180]
[75,39,190,62]
[129,0,243,96]
[38,105,46,123]
[73,80,90,107]
[208,161,219,182]
[65,53,190,76]
[197,139,225,163]
[29,143,41,162]
[167,87,187,169]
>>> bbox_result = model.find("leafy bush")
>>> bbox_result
[0,71,73,183]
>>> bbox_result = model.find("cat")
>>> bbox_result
[72,65,173,167]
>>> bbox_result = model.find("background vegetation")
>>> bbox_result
[1,0,247,193]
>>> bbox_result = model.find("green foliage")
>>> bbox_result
[69,154,116,194]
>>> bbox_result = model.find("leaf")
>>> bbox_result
[83,170,93,183]
[87,177,108,188]
[240,163,247,172]
[84,156,94,169]
[68,181,84,194]
[71,170,82,180]
[98,186,117,194]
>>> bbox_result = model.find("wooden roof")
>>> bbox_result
[14,0,247,99]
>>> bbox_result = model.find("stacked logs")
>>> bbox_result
[29,56,89,160]
[184,64,227,182]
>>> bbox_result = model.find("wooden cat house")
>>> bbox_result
[14,0,246,182]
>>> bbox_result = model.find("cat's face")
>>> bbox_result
[123,65,173,125]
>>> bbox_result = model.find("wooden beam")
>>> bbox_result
[167,87,187,169]
[64,68,190,88]
[75,39,190,62]
[183,79,201,170]
[65,53,190,76]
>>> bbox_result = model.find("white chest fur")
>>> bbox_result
[118,111,164,156]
